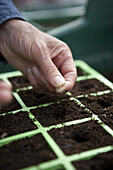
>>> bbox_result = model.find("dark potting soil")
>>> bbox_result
[8,76,30,91]
[18,89,70,107]
[77,67,89,76]
[79,92,113,129]
[0,134,56,170]
[72,150,113,170]
[100,114,113,130]
[49,121,113,155]
[31,100,91,127]
[0,96,21,114]
[100,70,113,83]
[71,79,111,96]
[79,92,113,114]
[0,73,113,169]
[0,111,37,139]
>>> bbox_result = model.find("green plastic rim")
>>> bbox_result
[0,60,113,170]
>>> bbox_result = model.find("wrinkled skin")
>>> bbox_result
[0,19,77,107]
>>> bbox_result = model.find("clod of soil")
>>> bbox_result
[18,89,70,107]
[49,121,113,155]
[0,134,56,170]
[0,111,37,139]
[72,150,113,170]
[71,79,111,96]
[31,100,91,127]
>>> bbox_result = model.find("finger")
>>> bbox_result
[53,52,77,91]
[32,42,66,91]
[31,66,49,92]
[0,82,13,105]
[27,68,37,87]
[0,90,13,105]
[63,65,77,91]
[32,66,55,93]
[27,68,46,94]
[0,81,12,91]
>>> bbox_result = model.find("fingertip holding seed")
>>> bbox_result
[55,82,66,93]
[55,80,74,93]
[53,76,65,88]
[52,76,66,93]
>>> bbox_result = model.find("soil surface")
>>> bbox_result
[31,100,91,127]
[49,121,113,155]
[8,76,30,91]
[0,96,21,114]
[0,111,37,139]
[0,134,56,170]
[77,67,89,76]
[100,114,113,130]
[73,150,113,170]
[79,92,113,129]
[100,71,113,83]
[71,79,111,96]
[18,89,70,107]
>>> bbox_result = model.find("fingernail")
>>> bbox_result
[53,76,65,88]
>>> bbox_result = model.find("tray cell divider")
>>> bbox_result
[16,85,33,92]
[37,159,62,170]
[76,74,95,81]
[0,71,22,78]
[0,108,23,116]
[76,89,112,99]
[68,145,113,162]
[0,129,41,147]
[46,117,92,132]
[22,159,61,170]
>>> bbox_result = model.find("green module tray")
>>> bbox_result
[0,60,113,170]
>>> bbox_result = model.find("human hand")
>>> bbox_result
[0,81,12,109]
[0,19,77,93]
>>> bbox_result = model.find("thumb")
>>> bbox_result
[43,59,66,92]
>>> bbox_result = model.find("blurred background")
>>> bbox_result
[1,0,113,82]
[13,0,88,31]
